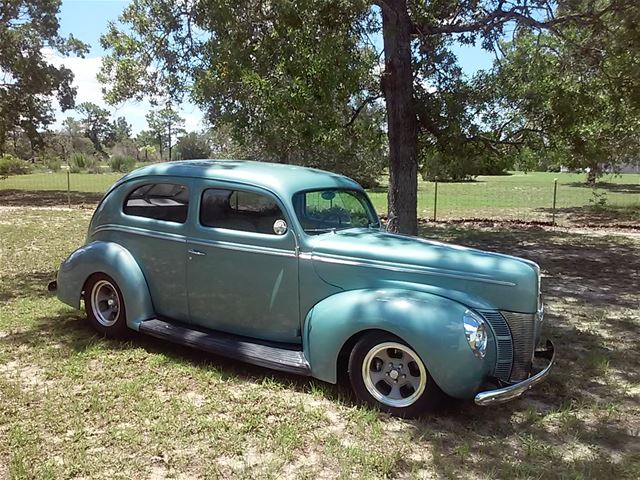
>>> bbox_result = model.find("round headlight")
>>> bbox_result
[463,310,488,358]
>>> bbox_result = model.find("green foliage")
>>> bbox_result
[589,189,608,210]
[76,102,113,153]
[96,0,640,229]
[175,131,211,160]
[69,152,99,173]
[99,0,385,183]
[44,156,62,172]
[111,116,132,143]
[71,152,87,170]
[0,154,31,176]
[482,4,640,179]
[0,0,89,154]
[109,155,136,173]
[145,107,185,160]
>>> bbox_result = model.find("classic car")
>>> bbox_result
[52,160,554,417]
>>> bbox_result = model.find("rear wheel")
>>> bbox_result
[84,273,128,338]
[348,331,443,418]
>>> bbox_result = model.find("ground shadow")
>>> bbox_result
[535,204,640,227]
[0,270,57,302]
[566,181,640,194]
[0,189,104,207]
[4,224,639,478]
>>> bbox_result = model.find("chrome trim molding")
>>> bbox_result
[92,224,296,258]
[475,340,555,406]
[93,224,187,243]
[188,238,296,258]
[300,252,516,286]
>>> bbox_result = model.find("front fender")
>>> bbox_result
[56,241,154,330]
[304,288,496,399]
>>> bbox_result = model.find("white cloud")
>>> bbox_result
[43,48,205,134]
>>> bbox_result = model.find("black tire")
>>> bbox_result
[84,273,128,338]
[348,331,443,418]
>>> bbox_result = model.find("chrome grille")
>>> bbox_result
[481,310,536,382]
[501,311,536,381]
[480,311,513,382]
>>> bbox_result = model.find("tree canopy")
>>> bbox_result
[145,107,185,161]
[98,1,639,233]
[0,0,88,154]
[478,3,640,181]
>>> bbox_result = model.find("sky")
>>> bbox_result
[51,0,496,135]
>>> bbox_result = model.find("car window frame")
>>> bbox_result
[291,187,380,235]
[121,181,191,225]
[195,181,297,241]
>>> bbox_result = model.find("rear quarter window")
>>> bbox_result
[123,183,189,223]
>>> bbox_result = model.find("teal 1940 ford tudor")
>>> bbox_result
[52,160,554,417]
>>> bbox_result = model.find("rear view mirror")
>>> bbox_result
[321,191,336,201]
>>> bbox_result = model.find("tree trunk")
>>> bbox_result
[380,0,418,235]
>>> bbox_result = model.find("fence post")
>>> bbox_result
[433,177,438,222]
[67,169,71,208]
[551,178,558,226]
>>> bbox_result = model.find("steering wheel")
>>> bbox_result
[321,211,349,226]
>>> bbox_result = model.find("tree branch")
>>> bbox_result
[412,3,620,37]
[343,95,382,128]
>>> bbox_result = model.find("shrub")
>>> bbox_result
[45,156,62,172]
[110,155,136,173]
[0,154,31,176]
[71,152,87,171]
[69,153,102,173]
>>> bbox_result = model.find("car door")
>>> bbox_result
[117,179,191,322]
[186,182,300,343]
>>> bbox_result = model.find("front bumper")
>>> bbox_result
[474,339,555,406]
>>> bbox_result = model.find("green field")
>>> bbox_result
[1,206,638,478]
[367,171,640,223]
[1,170,639,225]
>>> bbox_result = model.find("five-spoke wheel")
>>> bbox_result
[349,332,442,417]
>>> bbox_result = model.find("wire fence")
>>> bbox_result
[1,170,639,227]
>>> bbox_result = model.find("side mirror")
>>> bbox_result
[273,219,288,235]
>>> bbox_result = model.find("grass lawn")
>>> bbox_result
[1,205,638,478]
[367,171,640,224]
[1,170,639,226]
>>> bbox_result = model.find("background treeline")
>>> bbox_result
[1,1,639,194]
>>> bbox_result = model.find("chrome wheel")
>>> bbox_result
[361,342,427,408]
[90,279,121,327]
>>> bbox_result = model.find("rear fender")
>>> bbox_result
[56,241,154,330]
[303,288,496,399]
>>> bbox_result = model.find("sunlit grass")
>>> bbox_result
[1,206,638,478]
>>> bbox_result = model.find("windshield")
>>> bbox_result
[292,189,380,235]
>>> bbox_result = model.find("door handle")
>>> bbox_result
[188,249,206,256]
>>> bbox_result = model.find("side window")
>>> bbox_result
[200,188,286,235]
[123,183,189,223]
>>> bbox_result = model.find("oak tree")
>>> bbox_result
[99,0,634,233]
[0,0,88,154]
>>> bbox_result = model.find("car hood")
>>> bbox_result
[305,228,540,313]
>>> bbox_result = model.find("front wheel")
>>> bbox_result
[84,273,128,338]
[348,332,443,417]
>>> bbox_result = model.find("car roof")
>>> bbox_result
[117,159,362,199]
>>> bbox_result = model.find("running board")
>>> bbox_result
[138,319,311,376]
